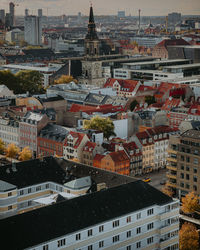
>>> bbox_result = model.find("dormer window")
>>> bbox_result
[164,133,167,138]
[159,134,162,139]
[149,138,152,143]
[143,139,146,144]
[154,135,157,140]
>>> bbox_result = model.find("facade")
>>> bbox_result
[63,131,89,162]
[0,117,19,146]
[9,2,15,27]
[0,174,179,250]
[19,112,50,155]
[24,15,42,45]
[167,129,200,198]
[37,123,69,157]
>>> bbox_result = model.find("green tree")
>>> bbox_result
[181,191,200,214]
[0,70,19,93]
[179,222,199,250]
[83,116,116,140]
[16,70,45,94]
[145,95,156,105]
[130,100,138,111]
[54,75,77,84]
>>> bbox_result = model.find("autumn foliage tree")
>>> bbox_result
[0,138,5,154]
[161,183,174,197]
[54,75,77,84]
[83,116,116,140]
[181,191,200,214]
[179,222,199,250]
[6,143,19,159]
[18,147,32,161]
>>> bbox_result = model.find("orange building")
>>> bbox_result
[94,151,130,176]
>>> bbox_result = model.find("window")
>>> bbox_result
[193,176,197,182]
[99,241,104,248]
[137,212,141,219]
[28,188,31,193]
[147,208,154,216]
[181,165,184,170]
[136,227,141,234]
[147,222,154,230]
[88,245,93,250]
[186,157,190,163]
[46,184,49,189]
[20,190,24,195]
[36,186,41,191]
[8,192,12,197]
[57,239,66,247]
[180,182,184,188]
[113,235,120,243]
[8,205,12,210]
[127,246,131,250]
[186,174,190,180]
[136,241,141,248]
[194,158,199,165]
[88,229,93,237]
[76,233,81,240]
[181,155,184,161]
[180,173,184,179]
[194,168,197,174]
[186,184,190,189]
[99,225,104,232]
[147,236,154,244]
[127,216,131,223]
[186,166,190,171]
[127,230,131,238]
[43,245,48,250]
[113,220,119,228]
[193,185,197,191]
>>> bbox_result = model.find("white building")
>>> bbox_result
[0,118,19,146]
[24,15,42,45]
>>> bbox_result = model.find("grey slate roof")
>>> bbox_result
[0,180,16,192]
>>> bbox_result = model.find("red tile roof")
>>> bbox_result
[93,154,105,162]
[104,78,139,93]
[161,98,181,111]
[108,150,129,163]
[157,38,189,48]
[83,141,96,152]
[65,131,86,149]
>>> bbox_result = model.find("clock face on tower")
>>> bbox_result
[94,63,99,69]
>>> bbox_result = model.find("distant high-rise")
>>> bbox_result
[25,9,29,17]
[117,11,125,18]
[24,15,42,45]
[9,2,15,27]
[0,9,5,23]
[38,9,43,18]
[168,12,181,24]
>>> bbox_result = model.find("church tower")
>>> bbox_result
[85,5,100,57]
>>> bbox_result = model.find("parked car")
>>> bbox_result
[160,180,166,185]
[143,177,151,183]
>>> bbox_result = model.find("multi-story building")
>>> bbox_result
[122,141,143,176]
[82,141,104,166]
[19,112,50,156]
[37,123,69,157]
[134,131,155,173]
[24,15,42,45]
[9,2,15,27]
[167,129,200,198]
[0,117,19,146]
[0,163,179,250]
[63,131,89,162]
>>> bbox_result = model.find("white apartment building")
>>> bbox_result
[0,176,179,250]
[0,117,19,146]
[24,15,42,45]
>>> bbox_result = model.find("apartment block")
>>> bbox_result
[167,129,200,197]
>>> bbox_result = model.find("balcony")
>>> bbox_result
[167,148,177,154]
[167,165,177,171]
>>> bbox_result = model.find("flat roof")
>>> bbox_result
[116,68,180,75]
[123,59,190,67]
[164,63,200,70]
[2,64,60,72]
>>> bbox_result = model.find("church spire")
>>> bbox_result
[85,4,98,40]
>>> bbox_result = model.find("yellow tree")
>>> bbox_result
[161,183,174,197]
[54,75,77,84]
[0,138,5,154]
[6,143,19,159]
[179,222,199,250]
[181,191,200,214]
[18,147,32,161]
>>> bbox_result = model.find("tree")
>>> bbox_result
[19,39,28,47]
[0,138,5,154]
[16,70,45,94]
[6,143,19,159]
[83,116,116,140]
[54,75,77,84]
[179,222,199,250]
[161,184,174,197]
[145,96,156,105]
[181,191,200,214]
[130,100,138,111]
[0,70,20,93]
[18,147,32,161]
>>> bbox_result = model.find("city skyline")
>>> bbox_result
[0,0,200,16]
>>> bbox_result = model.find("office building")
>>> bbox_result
[24,15,42,45]
[38,9,43,18]
[9,2,15,27]
[25,9,29,17]
[168,12,181,24]
[0,9,5,23]
[118,10,125,18]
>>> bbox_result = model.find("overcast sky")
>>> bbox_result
[0,0,200,16]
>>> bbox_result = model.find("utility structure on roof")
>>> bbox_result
[85,4,100,57]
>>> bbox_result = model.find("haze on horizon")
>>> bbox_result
[0,0,200,16]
